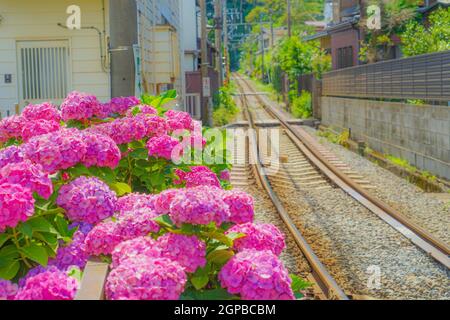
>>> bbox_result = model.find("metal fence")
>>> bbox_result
[322,50,450,101]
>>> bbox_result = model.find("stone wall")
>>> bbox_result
[321,97,450,180]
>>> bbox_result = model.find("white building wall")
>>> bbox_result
[0,0,110,115]
[181,0,199,73]
[136,0,184,109]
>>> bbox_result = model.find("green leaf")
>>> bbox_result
[135,160,152,168]
[295,292,305,299]
[0,260,20,280]
[129,148,148,160]
[129,141,145,149]
[0,234,10,247]
[149,174,165,187]
[68,164,90,177]
[226,232,246,242]
[0,245,20,260]
[110,182,132,196]
[18,223,33,238]
[207,249,234,266]
[153,215,175,228]
[89,167,116,184]
[27,217,58,234]
[130,106,141,116]
[54,215,70,237]
[190,266,210,290]
[180,224,194,235]
[67,266,83,283]
[20,244,49,266]
[290,274,313,292]
[34,232,58,249]
[209,231,233,247]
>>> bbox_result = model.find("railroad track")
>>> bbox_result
[231,74,450,300]
[231,78,349,300]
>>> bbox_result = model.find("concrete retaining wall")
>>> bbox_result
[321,97,450,180]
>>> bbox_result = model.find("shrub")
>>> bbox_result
[0,89,310,301]
[213,85,239,126]
[291,90,312,119]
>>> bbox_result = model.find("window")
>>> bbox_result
[337,46,353,69]
[17,40,69,102]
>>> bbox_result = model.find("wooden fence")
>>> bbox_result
[322,50,450,101]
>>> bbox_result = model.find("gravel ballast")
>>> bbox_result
[301,125,450,247]
[270,132,450,300]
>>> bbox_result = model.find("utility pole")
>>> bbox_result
[287,0,292,37]
[200,0,211,126]
[259,13,265,82]
[223,0,230,83]
[214,0,223,86]
[270,8,274,48]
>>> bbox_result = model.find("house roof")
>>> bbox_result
[418,1,449,13]
[303,31,329,41]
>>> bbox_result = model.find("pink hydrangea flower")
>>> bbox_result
[15,268,79,300]
[146,134,181,160]
[84,221,123,256]
[81,131,121,169]
[173,169,186,185]
[165,110,193,132]
[157,233,206,273]
[22,102,61,122]
[50,222,93,271]
[0,183,35,231]
[115,193,156,216]
[57,176,117,224]
[93,102,113,119]
[220,170,231,181]
[0,145,24,168]
[125,104,157,117]
[169,186,230,226]
[105,255,187,300]
[183,166,221,189]
[226,223,285,256]
[219,250,294,300]
[60,91,101,121]
[109,96,140,115]
[154,189,181,215]
[115,208,161,239]
[0,115,25,143]
[0,280,18,300]
[23,129,87,173]
[222,189,254,224]
[21,119,61,142]
[111,237,162,268]
[18,265,53,288]
[94,116,147,145]
[137,115,168,137]
[0,160,53,199]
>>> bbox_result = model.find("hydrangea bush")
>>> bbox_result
[0,90,309,300]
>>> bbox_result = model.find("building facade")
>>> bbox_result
[0,0,186,116]
[306,0,448,70]
[181,0,221,121]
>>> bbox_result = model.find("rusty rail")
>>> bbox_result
[236,74,450,270]
[236,78,350,300]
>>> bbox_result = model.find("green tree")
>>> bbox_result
[359,0,421,63]
[401,7,450,57]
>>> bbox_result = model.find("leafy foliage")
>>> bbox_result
[359,0,421,63]
[213,84,240,127]
[401,7,450,57]
[291,90,312,119]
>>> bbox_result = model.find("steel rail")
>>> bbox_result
[236,74,450,269]
[235,78,350,301]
